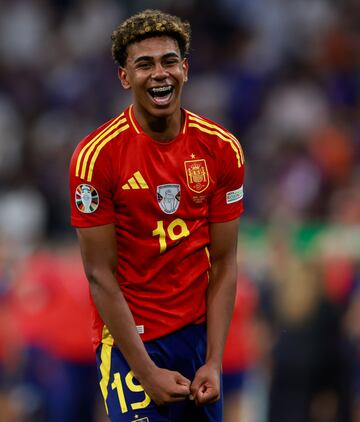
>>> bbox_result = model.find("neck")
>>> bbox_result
[133,106,183,142]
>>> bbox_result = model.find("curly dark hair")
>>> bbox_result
[111,9,191,67]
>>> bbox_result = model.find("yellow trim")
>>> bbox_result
[188,113,237,141]
[87,124,129,181]
[76,114,124,177]
[189,123,242,168]
[188,113,244,165]
[99,342,112,415]
[101,325,115,346]
[122,183,130,190]
[129,105,140,134]
[134,171,149,189]
[81,119,127,179]
[80,118,127,179]
[128,177,140,189]
[182,110,188,135]
[205,246,211,265]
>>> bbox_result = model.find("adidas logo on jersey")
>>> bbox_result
[122,171,149,190]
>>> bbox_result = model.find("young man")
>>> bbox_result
[69,9,245,422]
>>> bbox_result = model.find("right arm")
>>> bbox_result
[76,224,190,405]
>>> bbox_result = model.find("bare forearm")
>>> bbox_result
[76,225,191,404]
[88,271,156,380]
[190,259,237,405]
[206,260,237,369]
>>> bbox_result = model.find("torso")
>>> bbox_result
[70,105,244,347]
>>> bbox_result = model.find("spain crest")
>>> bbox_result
[184,159,209,193]
[75,184,99,213]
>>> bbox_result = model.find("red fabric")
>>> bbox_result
[222,276,259,372]
[69,106,245,347]
[323,256,354,303]
[10,247,94,363]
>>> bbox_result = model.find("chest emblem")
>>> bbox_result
[157,184,180,214]
[184,159,210,193]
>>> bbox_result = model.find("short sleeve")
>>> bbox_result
[208,140,245,223]
[69,140,115,227]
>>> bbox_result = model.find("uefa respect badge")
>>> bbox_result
[75,184,99,213]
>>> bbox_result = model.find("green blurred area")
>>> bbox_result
[240,218,360,258]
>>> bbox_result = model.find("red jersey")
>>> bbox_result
[69,106,245,349]
[10,247,94,363]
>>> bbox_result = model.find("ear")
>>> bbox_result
[118,67,131,90]
[182,58,189,82]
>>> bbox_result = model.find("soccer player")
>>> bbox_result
[69,9,245,422]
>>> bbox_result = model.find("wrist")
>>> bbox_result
[133,360,158,382]
[205,357,222,372]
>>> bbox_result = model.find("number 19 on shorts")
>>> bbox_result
[112,370,151,413]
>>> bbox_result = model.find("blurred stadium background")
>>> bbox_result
[0,0,359,421]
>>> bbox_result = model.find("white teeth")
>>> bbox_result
[151,86,172,93]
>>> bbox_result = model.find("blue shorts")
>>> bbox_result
[96,323,222,421]
[222,371,245,396]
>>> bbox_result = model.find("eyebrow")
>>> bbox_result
[133,52,180,64]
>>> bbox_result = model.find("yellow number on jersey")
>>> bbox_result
[152,218,190,253]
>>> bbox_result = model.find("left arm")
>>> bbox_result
[191,218,239,405]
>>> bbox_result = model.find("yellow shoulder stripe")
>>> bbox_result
[86,123,129,182]
[188,112,237,141]
[188,114,244,166]
[75,113,125,178]
[189,122,243,168]
[129,104,140,134]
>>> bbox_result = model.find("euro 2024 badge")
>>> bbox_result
[75,184,99,213]
[157,184,180,214]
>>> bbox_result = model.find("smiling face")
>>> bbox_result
[118,36,189,122]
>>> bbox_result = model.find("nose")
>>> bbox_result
[151,62,168,80]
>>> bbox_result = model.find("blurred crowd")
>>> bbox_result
[0,0,359,421]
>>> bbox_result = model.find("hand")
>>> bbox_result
[190,363,221,406]
[139,366,191,406]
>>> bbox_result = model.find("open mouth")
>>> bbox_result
[148,86,174,105]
